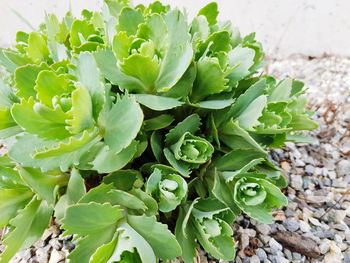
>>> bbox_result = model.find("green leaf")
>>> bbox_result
[35,70,72,106]
[63,202,123,236]
[220,120,266,153]
[66,84,94,134]
[93,49,146,93]
[198,2,219,26]
[11,97,71,140]
[33,128,99,159]
[127,214,182,260]
[103,170,140,191]
[164,148,190,177]
[104,95,143,153]
[165,114,201,145]
[17,167,62,206]
[9,131,100,172]
[134,94,183,111]
[91,140,139,173]
[0,108,16,130]
[14,63,49,99]
[27,32,50,63]
[0,197,52,263]
[111,222,156,263]
[213,149,266,171]
[150,130,163,162]
[227,46,255,86]
[119,54,159,92]
[191,56,229,102]
[197,98,235,109]
[69,228,116,263]
[75,52,105,117]
[144,114,174,131]
[225,78,267,121]
[175,206,198,263]
[268,78,293,102]
[117,7,144,35]
[54,168,86,221]
[0,189,33,227]
[69,20,96,48]
[155,10,193,92]
[236,95,267,129]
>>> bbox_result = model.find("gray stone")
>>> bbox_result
[256,224,271,235]
[248,255,260,263]
[319,240,330,254]
[36,246,51,263]
[255,248,267,261]
[292,252,302,260]
[344,253,350,263]
[48,239,62,250]
[305,164,315,174]
[49,249,65,263]
[284,248,292,261]
[336,159,350,177]
[283,218,300,232]
[290,174,303,190]
[299,220,311,232]
[269,238,282,254]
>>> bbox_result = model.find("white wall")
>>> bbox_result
[0,0,349,57]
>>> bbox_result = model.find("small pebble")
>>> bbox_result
[269,238,282,254]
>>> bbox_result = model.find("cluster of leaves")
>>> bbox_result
[0,1,317,262]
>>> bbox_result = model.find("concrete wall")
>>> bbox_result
[0,0,349,57]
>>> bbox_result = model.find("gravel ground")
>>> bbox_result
[1,55,350,263]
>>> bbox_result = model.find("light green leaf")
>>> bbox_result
[14,63,49,99]
[9,132,100,172]
[17,167,63,206]
[0,197,52,263]
[104,95,143,153]
[164,148,190,177]
[197,99,235,109]
[69,20,96,48]
[227,46,255,86]
[110,222,156,263]
[75,52,105,117]
[0,108,16,130]
[134,94,183,111]
[0,189,33,227]
[117,7,144,35]
[198,2,219,26]
[144,114,174,131]
[91,140,139,173]
[165,114,201,145]
[213,149,266,171]
[119,54,159,92]
[63,202,123,236]
[236,95,267,129]
[27,32,50,63]
[127,214,182,260]
[54,168,86,221]
[93,49,146,92]
[11,98,71,140]
[268,78,293,102]
[69,228,116,263]
[155,10,193,92]
[35,70,72,107]
[66,84,94,134]
[191,56,229,102]
[226,78,267,121]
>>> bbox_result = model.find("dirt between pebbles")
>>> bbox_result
[1,55,350,263]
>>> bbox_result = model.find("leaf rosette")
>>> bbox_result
[0,0,318,262]
[145,166,187,212]
[232,174,288,224]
